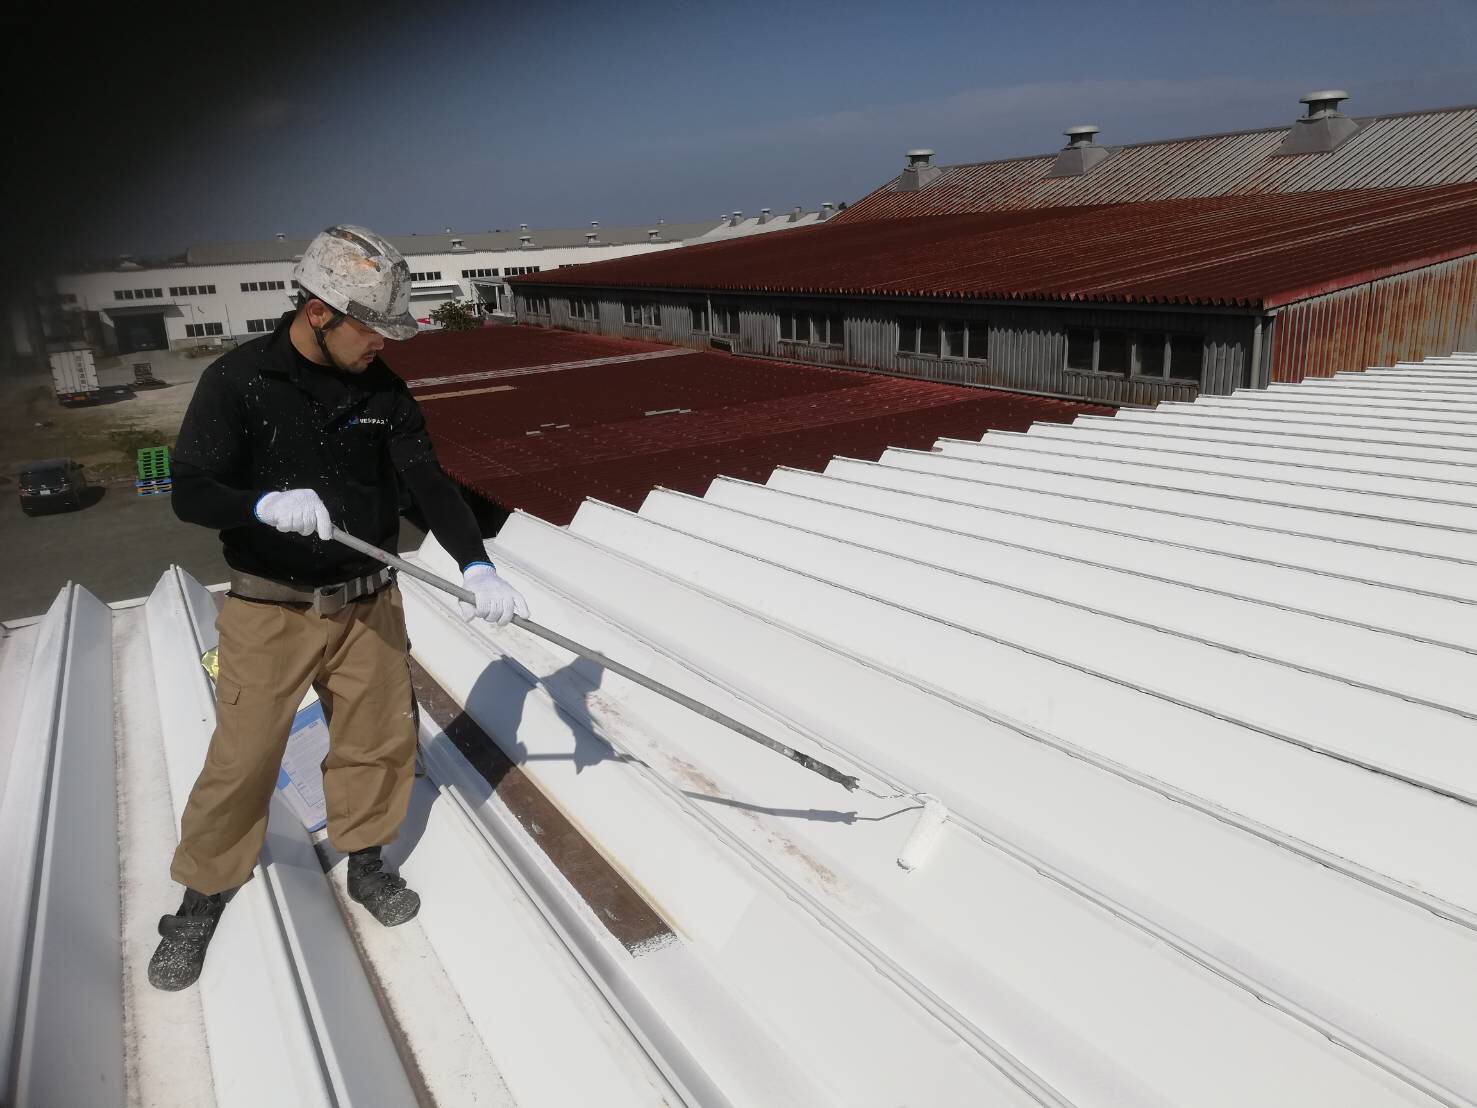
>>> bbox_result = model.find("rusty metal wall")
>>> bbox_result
[537,290,1249,404]
[1269,254,1477,381]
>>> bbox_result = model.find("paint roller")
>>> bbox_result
[330,527,950,871]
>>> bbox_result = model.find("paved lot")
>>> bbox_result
[0,485,227,619]
[1,340,459,620]
[0,481,431,622]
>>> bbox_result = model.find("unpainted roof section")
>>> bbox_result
[511,183,1477,309]
[388,326,1106,524]
[837,104,1477,222]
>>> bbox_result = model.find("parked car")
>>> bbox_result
[19,458,87,514]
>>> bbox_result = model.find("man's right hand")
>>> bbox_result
[254,489,332,540]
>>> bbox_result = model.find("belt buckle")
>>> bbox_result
[314,583,348,615]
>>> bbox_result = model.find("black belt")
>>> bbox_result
[228,567,393,615]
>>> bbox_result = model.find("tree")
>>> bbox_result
[429,298,479,331]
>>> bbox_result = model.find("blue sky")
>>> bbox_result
[70,0,1477,254]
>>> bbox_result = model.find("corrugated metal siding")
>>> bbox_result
[1270,254,1477,381]
[837,107,1477,223]
[545,290,1248,402]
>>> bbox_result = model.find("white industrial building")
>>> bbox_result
[37,210,828,357]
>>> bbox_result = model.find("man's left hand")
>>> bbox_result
[459,563,529,626]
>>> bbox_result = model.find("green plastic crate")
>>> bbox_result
[136,446,171,481]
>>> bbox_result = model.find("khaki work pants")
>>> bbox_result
[171,586,417,896]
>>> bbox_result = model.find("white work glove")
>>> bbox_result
[459,562,528,627]
[254,488,332,540]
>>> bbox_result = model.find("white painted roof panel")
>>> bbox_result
[4,352,1476,1106]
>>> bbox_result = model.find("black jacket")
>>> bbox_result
[172,314,486,586]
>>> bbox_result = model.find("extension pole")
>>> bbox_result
[330,527,861,792]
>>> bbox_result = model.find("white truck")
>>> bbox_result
[48,345,101,406]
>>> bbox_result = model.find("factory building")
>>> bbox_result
[26,209,828,358]
[510,94,1477,405]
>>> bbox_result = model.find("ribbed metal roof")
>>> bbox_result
[6,350,1477,1105]
[513,183,1477,309]
[390,327,1103,523]
[838,105,1477,222]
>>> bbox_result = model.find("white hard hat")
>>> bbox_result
[294,225,418,340]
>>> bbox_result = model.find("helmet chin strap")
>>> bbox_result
[311,309,348,371]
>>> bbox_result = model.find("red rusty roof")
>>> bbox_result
[394,324,671,380]
[512,184,1477,309]
[389,328,1107,525]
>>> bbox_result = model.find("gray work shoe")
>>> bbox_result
[148,889,225,991]
[347,847,420,926]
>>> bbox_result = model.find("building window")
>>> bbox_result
[918,319,942,357]
[1169,335,1204,383]
[968,321,988,360]
[245,318,278,333]
[409,271,442,282]
[1066,327,1203,383]
[241,280,286,292]
[623,302,660,327]
[569,298,598,320]
[692,303,710,333]
[505,265,543,277]
[1098,330,1129,375]
[779,311,843,346]
[117,288,163,300]
[942,321,965,358]
[712,306,739,335]
[461,268,498,279]
[1136,332,1166,378]
[899,317,987,359]
[898,318,918,353]
[186,322,224,338]
[522,295,549,315]
[171,284,213,297]
[1065,328,1094,371]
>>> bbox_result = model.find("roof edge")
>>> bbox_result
[1265,241,1477,309]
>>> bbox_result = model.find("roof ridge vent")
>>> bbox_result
[585,230,600,245]
[1047,126,1109,178]
[1275,89,1359,156]
[788,206,804,222]
[729,210,744,227]
[450,237,465,250]
[818,202,835,221]
[519,233,533,249]
[647,228,662,242]
[758,207,772,225]
[897,148,941,191]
